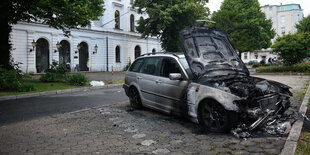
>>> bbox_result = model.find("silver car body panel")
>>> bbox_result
[125,54,190,115]
[187,82,241,123]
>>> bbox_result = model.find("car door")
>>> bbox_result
[136,57,161,107]
[154,57,189,115]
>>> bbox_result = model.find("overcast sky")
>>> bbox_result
[206,0,310,16]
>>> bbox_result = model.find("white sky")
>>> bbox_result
[206,0,310,16]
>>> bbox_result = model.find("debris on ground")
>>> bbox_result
[152,148,170,154]
[141,140,156,146]
[90,81,105,87]
[231,109,310,139]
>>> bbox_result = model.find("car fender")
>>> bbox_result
[187,82,241,123]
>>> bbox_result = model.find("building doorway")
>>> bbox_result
[36,38,49,73]
[59,40,71,70]
[135,45,141,59]
[78,42,89,71]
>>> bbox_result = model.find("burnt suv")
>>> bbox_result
[123,26,292,133]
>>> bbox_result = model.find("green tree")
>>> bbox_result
[296,15,310,33]
[211,0,275,57]
[272,32,310,65]
[133,0,209,52]
[0,0,104,69]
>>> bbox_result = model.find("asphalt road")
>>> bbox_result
[0,88,128,126]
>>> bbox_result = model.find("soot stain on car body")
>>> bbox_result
[179,25,294,136]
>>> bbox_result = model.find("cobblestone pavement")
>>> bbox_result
[0,75,309,154]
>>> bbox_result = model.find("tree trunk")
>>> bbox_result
[0,18,12,69]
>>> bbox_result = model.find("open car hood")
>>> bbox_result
[179,26,249,81]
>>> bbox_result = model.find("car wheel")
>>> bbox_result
[198,100,238,133]
[129,87,142,109]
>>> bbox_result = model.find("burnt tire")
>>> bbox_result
[129,87,142,109]
[198,100,238,133]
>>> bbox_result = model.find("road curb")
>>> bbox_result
[254,73,310,76]
[0,83,123,102]
[280,82,310,155]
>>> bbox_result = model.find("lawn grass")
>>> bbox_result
[107,80,124,85]
[296,129,310,155]
[295,82,310,155]
[0,80,86,97]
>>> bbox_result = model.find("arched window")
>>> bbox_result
[36,38,49,73]
[135,45,141,59]
[115,46,121,63]
[115,10,120,29]
[78,42,89,71]
[152,48,156,54]
[130,14,135,32]
[59,40,70,67]
[130,0,134,4]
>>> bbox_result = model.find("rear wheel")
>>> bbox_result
[198,100,238,133]
[129,87,142,109]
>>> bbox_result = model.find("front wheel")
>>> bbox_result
[129,87,142,109]
[198,100,238,133]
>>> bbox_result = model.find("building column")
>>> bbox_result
[26,30,36,73]
[72,36,79,71]
[52,34,59,63]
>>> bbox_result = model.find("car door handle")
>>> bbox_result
[155,80,162,84]
[137,76,142,80]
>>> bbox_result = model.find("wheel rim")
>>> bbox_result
[201,103,227,130]
[130,88,139,106]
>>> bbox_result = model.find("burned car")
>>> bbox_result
[123,25,292,133]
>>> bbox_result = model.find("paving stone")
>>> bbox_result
[152,148,170,154]
[263,148,281,155]
[132,133,146,139]
[1,75,307,154]
[141,140,156,146]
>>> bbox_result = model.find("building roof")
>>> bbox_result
[277,4,302,12]
[261,4,302,12]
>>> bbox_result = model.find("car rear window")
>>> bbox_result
[129,58,144,72]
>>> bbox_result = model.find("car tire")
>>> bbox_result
[198,100,238,133]
[129,87,142,109]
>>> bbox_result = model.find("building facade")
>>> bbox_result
[242,4,303,63]
[10,0,161,73]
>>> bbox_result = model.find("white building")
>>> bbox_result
[11,0,161,73]
[242,4,303,64]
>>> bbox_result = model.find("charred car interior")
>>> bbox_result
[124,24,296,138]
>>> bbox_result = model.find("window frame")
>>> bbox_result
[130,14,135,32]
[115,46,121,63]
[128,58,144,72]
[159,57,186,79]
[138,57,161,76]
[115,10,120,29]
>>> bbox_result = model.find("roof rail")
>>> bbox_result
[139,52,180,58]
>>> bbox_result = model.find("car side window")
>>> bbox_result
[129,58,144,72]
[139,57,160,75]
[160,58,182,78]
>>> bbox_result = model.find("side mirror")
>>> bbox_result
[169,73,182,80]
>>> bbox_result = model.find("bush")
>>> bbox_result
[124,59,132,71]
[256,63,310,73]
[22,73,33,79]
[0,68,22,90]
[252,63,260,68]
[0,67,34,92]
[67,74,88,86]
[272,32,310,65]
[40,61,67,82]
